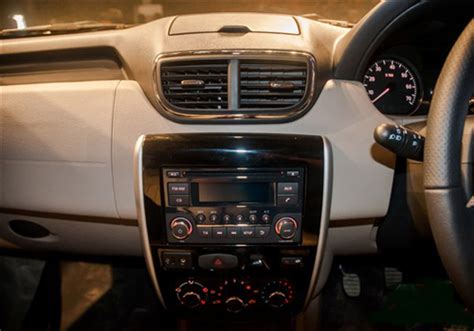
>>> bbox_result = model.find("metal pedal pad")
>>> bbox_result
[384,267,403,288]
[339,265,361,298]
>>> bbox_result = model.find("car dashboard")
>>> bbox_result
[0,1,472,321]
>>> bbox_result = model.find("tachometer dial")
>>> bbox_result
[363,58,422,115]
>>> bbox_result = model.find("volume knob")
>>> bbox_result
[274,217,298,240]
[170,217,193,240]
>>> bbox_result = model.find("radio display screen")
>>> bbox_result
[197,182,274,204]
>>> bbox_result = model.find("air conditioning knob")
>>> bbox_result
[267,291,288,308]
[176,280,208,308]
[225,296,245,313]
[181,292,202,308]
[261,279,294,308]
[170,217,193,240]
[274,217,298,240]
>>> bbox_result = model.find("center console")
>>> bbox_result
[134,133,331,319]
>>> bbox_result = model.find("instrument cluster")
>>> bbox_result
[363,57,423,116]
[362,19,474,117]
[364,55,474,117]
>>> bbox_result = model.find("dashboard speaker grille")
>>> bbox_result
[239,60,307,109]
[161,60,228,110]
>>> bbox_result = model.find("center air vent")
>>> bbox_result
[155,51,316,122]
[161,60,228,110]
[239,60,307,109]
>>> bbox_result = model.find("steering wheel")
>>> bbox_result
[424,20,474,311]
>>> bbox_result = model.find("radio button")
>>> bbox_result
[261,214,271,223]
[249,214,258,223]
[169,195,190,206]
[256,227,270,238]
[166,171,181,178]
[222,214,232,224]
[209,214,219,224]
[241,228,255,238]
[277,183,298,194]
[277,195,298,206]
[212,227,226,238]
[235,214,246,224]
[197,227,211,238]
[286,170,300,177]
[168,183,189,194]
[196,214,206,223]
[227,227,241,238]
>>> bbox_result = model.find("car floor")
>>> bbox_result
[320,258,474,331]
[0,253,473,331]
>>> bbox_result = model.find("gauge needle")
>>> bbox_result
[371,87,391,104]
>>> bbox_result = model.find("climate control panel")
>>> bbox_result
[157,247,314,315]
[175,277,295,313]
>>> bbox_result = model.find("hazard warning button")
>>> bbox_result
[198,254,238,270]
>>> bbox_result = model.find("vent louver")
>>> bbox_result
[156,52,315,122]
[161,60,228,109]
[239,60,307,109]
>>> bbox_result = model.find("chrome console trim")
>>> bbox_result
[135,134,332,311]
[152,50,317,123]
[303,136,333,308]
[134,135,167,308]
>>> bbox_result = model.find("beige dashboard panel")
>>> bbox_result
[0,81,119,217]
[0,79,395,223]
[0,213,141,255]
[112,79,396,221]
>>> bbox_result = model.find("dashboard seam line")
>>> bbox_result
[110,80,122,219]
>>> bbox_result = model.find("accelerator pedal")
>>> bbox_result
[384,267,403,289]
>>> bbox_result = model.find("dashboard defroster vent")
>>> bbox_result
[161,60,228,110]
[239,60,308,109]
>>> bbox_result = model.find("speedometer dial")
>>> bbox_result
[363,58,422,115]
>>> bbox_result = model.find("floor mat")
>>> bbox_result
[321,261,474,331]
[371,280,474,328]
[0,256,45,331]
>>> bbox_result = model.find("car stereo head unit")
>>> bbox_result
[163,167,304,244]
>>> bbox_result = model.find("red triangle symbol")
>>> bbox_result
[213,258,224,267]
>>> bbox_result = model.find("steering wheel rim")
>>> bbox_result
[424,19,474,311]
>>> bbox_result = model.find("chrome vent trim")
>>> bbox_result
[153,50,317,123]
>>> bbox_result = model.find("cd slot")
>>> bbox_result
[184,171,282,178]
